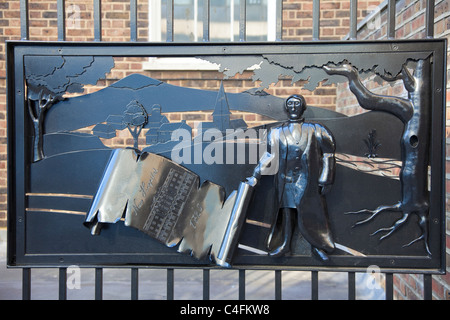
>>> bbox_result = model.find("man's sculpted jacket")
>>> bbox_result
[253,120,336,254]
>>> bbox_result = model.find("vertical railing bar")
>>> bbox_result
[425,0,435,38]
[385,273,394,300]
[94,0,102,41]
[203,269,210,300]
[22,268,31,300]
[348,272,356,300]
[275,270,282,300]
[131,268,139,300]
[95,268,103,300]
[311,271,319,300]
[238,269,245,300]
[203,0,210,42]
[59,268,67,300]
[20,0,29,40]
[312,0,320,40]
[387,0,396,39]
[275,0,283,41]
[167,268,174,300]
[130,0,138,41]
[57,0,66,41]
[423,274,432,300]
[239,0,246,41]
[166,0,174,42]
[349,0,358,40]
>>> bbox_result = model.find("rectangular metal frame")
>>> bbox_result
[6,39,447,274]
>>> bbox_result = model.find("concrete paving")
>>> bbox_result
[0,240,385,300]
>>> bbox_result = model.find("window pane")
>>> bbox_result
[175,0,203,41]
[154,0,270,42]
[247,0,268,41]
[209,0,235,41]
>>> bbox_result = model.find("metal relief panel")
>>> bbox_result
[6,40,446,272]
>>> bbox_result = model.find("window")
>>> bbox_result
[149,0,276,42]
[145,0,277,70]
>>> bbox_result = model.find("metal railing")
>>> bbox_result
[13,0,438,300]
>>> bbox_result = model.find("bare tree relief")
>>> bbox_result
[324,57,432,254]
[25,55,115,162]
[122,100,148,149]
[27,90,59,162]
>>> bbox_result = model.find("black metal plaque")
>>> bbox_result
[6,40,446,273]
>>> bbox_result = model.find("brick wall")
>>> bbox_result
[336,0,450,300]
[283,0,383,40]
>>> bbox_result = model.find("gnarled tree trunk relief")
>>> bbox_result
[27,90,57,162]
[324,57,432,255]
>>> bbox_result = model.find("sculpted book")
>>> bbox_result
[84,148,254,267]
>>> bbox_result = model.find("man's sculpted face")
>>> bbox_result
[285,96,305,120]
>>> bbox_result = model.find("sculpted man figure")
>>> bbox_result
[250,95,336,261]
